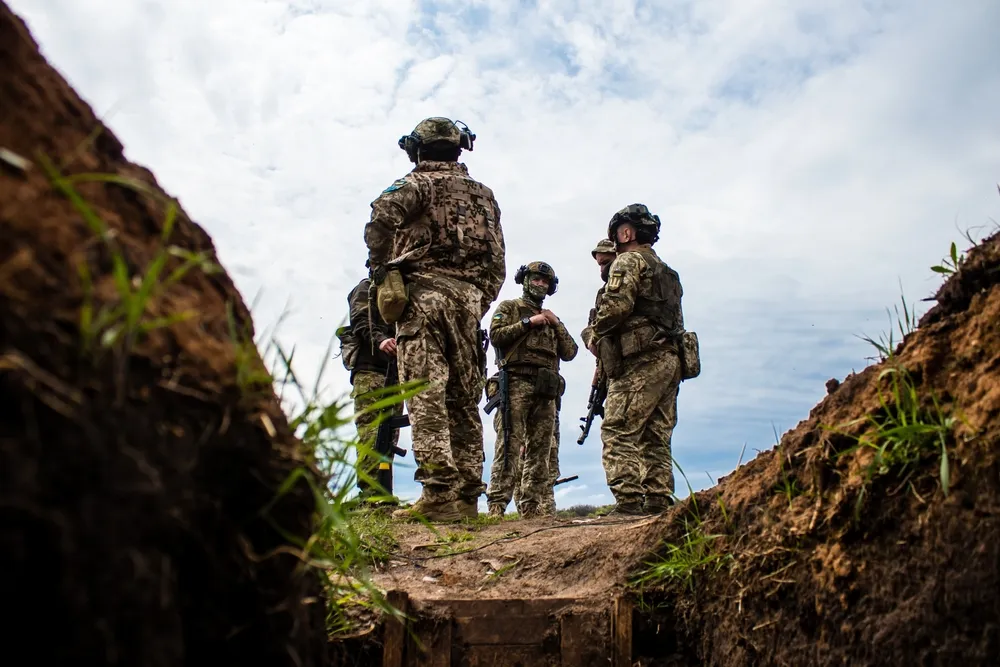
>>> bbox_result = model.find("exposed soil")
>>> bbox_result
[6,2,999,666]
[372,513,665,600]
[630,228,1000,666]
[1,4,327,666]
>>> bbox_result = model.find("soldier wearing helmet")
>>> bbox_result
[581,238,618,356]
[484,261,578,519]
[590,203,685,516]
[364,117,506,523]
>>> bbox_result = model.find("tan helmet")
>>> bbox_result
[591,238,617,258]
[398,117,476,155]
[515,261,558,296]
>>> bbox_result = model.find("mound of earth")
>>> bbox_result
[373,513,664,601]
[630,227,1000,666]
[1,4,326,666]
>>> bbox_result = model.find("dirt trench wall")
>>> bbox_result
[631,228,1000,666]
[0,3,327,665]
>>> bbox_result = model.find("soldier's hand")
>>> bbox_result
[542,309,560,325]
[379,338,398,356]
[588,342,598,356]
[528,313,548,327]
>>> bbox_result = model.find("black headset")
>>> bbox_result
[514,263,558,296]
[397,119,476,154]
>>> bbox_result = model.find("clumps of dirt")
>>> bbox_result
[372,514,665,601]
[0,4,326,666]
[628,228,1000,666]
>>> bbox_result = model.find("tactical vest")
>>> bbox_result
[616,248,683,356]
[405,164,504,299]
[501,299,560,372]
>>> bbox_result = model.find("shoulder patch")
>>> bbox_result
[381,177,408,194]
[607,268,625,292]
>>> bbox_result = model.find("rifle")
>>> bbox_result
[373,358,409,495]
[554,475,578,486]
[577,365,607,445]
[483,364,512,474]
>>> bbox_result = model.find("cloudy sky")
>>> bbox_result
[11,0,999,509]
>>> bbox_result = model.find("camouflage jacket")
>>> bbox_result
[347,278,393,380]
[580,284,606,350]
[364,160,506,318]
[489,298,578,372]
[592,246,683,356]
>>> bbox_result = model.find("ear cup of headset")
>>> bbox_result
[514,265,527,285]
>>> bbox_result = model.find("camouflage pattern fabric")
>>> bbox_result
[540,408,561,514]
[593,245,684,508]
[364,159,504,510]
[365,161,505,313]
[580,285,606,352]
[600,352,679,506]
[485,374,555,514]
[351,369,401,496]
[394,284,489,505]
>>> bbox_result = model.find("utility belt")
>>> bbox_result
[502,363,564,399]
[597,322,674,380]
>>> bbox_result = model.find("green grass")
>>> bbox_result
[629,463,733,594]
[34,154,423,638]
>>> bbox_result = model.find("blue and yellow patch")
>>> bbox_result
[382,177,408,194]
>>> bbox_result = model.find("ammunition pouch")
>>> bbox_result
[597,337,623,380]
[534,366,562,399]
[485,374,499,401]
[620,323,658,358]
[678,331,701,381]
[376,269,409,324]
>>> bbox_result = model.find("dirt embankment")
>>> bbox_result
[1,4,327,665]
[630,228,1000,666]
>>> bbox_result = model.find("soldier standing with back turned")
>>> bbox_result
[365,117,506,523]
[591,205,684,515]
[485,262,578,519]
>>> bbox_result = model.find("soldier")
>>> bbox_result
[344,274,400,503]
[365,117,505,523]
[486,262,578,519]
[591,204,683,515]
[581,238,618,356]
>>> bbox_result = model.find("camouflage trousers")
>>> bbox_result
[601,348,680,507]
[541,409,561,514]
[395,288,487,505]
[352,369,401,497]
[485,374,556,514]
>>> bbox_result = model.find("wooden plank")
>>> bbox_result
[462,644,556,666]
[453,614,553,645]
[382,590,409,667]
[441,598,573,617]
[612,596,632,667]
[560,608,611,667]
[407,615,452,667]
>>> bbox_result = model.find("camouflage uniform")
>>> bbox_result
[485,262,578,519]
[347,278,400,499]
[592,205,683,514]
[581,238,617,353]
[365,117,505,522]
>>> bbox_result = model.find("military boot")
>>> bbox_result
[606,500,645,516]
[519,502,544,520]
[391,498,462,523]
[643,496,675,515]
[487,503,505,519]
[455,497,479,520]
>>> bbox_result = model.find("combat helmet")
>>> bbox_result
[514,261,559,297]
[591,238,617,258]
[398,117,476,160]
[607,203,661,245]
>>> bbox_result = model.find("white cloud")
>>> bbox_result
[9,0,999,507]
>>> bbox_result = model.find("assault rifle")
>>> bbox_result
[577,366,607,445]
[483,365,512,474]
[373,358,408,495]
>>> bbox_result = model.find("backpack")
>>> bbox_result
[336,325,359,372]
